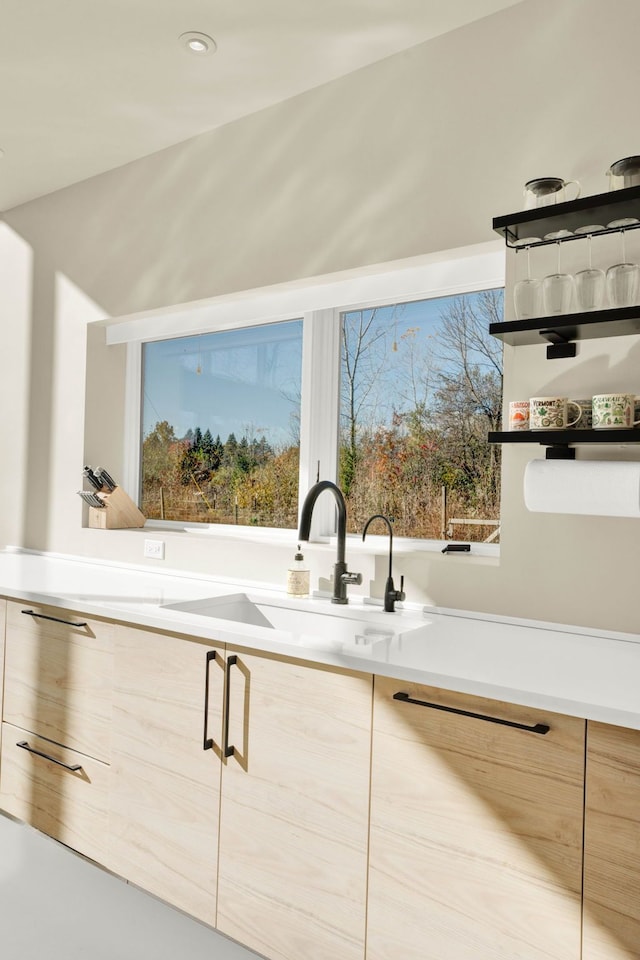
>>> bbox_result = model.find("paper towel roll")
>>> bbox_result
[524,459,640,517]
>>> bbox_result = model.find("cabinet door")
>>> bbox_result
[583,721,640,960]
[3,600,114,762]
[109,625,224,927]
[367,677,585,960]
[216,649,372,960]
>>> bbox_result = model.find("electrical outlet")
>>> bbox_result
[144,538,165,560]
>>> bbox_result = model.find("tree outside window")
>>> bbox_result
[339,288,503,542]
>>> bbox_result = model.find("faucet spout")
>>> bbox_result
[298,480,361,604]
[362,513,405,612]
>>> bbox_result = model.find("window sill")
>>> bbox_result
[142,520,500,559]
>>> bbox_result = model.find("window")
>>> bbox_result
[141,320,303,528]
[123,246,504,543]
[340,289,503,542]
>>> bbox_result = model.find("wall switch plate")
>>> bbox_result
[144,538,165,560]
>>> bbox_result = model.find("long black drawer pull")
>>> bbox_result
[16,741,83,772]
[393,691,550,735]
[223,655,238,758]
[203,650,220,751]
[21,609,88,628]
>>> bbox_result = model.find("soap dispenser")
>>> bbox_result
[287,545,310,598]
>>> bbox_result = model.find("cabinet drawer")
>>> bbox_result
[0,722,110,864]
[4,601,114,762]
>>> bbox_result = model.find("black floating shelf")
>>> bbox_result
[490,306,640,348]
[493,184,640,248]
[489,428,640,459]
[489,428,640,444]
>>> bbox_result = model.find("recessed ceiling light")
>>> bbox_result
[179,31,217,55]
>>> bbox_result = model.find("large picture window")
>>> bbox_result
[128,251,504,544]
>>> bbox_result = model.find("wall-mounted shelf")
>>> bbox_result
[493,184,640,249]
[491,188,640,455]
[488,428,640,460]
[489,305,640,358]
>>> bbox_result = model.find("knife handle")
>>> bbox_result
[95,467,116,491]
[83,466,103,491]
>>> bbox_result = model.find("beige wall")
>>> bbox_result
[2,0,640,632]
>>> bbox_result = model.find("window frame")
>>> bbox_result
[118,242,504,547]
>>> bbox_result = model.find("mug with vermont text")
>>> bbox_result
[529,396,581,430]
[592,393,640,429]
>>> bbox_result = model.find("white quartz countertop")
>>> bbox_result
[1,550,639,729]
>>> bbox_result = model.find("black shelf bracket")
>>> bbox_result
[545,445,576,460]
[546,342,577,360]
[540,327,578,360]
[540,330,578,360]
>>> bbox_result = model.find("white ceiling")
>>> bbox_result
[0,0,522,212]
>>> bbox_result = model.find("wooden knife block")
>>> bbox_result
[87,486,146,530]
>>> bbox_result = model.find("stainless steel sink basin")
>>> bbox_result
[162,592,426,649]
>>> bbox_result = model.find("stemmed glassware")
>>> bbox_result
[606,228,640,307]
[542,241,575,315]
[574,229,605,311]
[513,242,542,320]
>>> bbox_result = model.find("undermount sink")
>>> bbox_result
[162,592,427,650]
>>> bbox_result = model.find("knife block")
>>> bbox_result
[87,486,146,530]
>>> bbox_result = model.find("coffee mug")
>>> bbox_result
[571,399,593,430]
[508,400,530,431]
[529,396,581,430]
[592,393,640,429]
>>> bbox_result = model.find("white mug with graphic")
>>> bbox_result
[571,399,593,430]
[529,396,581,430]
[592,393,640,429]
[508,400,530,431]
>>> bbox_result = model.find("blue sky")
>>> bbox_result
[142,289,501,446]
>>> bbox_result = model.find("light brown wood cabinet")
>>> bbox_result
[0,600,114,863]
[216,647,372,960]
[109,625,224,927]
[367,676,585,960]
[4,594,640,960]
[583,721,640,960]
[2,600,114,761]
[0,720,110,862]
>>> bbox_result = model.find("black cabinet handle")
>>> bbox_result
[393,691,550,735]
[223,655,238,758]
[203,650,220,751]
[16,740,83,772]
[21,609,88,628]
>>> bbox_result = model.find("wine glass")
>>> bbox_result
[542,241,575,315]
[574,228,605,311]
[606,227,640,307]
[513,242,541,320]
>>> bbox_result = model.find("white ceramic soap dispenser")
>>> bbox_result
[287,544,310,598]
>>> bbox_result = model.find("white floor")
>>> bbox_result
[0,813,263,960]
